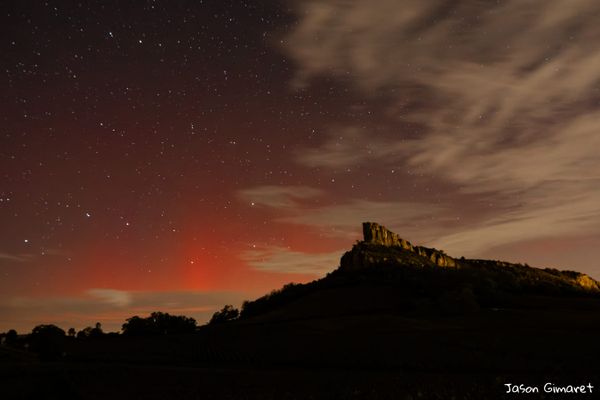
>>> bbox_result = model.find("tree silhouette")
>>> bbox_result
[77,327,92,339]
[31,324,65,337]
[67,327,76,337]
[5,329,18,346]
[121,312,196,336]
[76,323,104,339]
[1,330,17,347]
[209,305,239,324]
[30,324,66,360]
[91,322,103,337]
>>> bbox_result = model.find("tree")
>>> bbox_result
[6,329,19,346]
[76,323,103,339]
[120,316,148,336]
[91,322,103,337]
[5,329,18,346]
[30,324,66,360]
[77,327,92,339]
[121,312,197,336]
[67,328,76,337]
[209,305,239,324]
[31,324,65,337]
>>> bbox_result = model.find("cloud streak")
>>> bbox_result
[237,185,324,208]
[278,198,447,241]
[241,246,341,275]
[87,288,132,307]
[0,252,35,263]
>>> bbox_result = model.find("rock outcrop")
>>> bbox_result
[340,222,457,270]
[363,222,413,249]
[336,222,600,294]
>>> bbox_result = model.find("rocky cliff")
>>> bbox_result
[340,222,457,270]
[237,222,600,326]
[339,222,600,293]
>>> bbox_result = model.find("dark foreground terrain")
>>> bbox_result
[2,223,599,399]
[3,362,596,400]
[2,300,600,399]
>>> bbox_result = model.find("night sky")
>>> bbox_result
[2,0,600,332]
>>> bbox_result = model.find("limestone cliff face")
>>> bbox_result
[362,222,412,249]
[340,222,457,270]
[338,222,600,294]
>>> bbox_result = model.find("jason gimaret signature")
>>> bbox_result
[504,383,594,394]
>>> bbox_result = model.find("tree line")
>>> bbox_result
[0,311,201,359]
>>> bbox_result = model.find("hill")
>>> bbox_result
[236,222,600,321]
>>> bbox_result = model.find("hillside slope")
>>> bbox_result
[237,222,600,322]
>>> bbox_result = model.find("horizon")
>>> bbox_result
[3,0,600,333]
[2,224,597,333]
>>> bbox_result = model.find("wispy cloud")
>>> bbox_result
[237,185,324,208]
[283,0,600,256]
[0,252,35,263]
[295,126,407,169]
[0,248,71,265]
[432,188,600,257]
[241,246,341,275]
[278,199,446,242]
[237,182,449,242]
[87,288,132,307]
